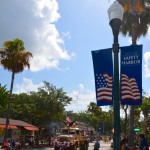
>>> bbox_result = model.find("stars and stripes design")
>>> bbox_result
[92,48,113,106]
[95,73,112,102]
[120,45,142,105]
[66,113,72,123]
[121,74,140,101]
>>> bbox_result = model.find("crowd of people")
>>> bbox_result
[120,133,149,150]
[93,133,149,150]
[2,133,149,150]
[3,139,22,149]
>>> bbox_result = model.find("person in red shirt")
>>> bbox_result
[3,141,10,149]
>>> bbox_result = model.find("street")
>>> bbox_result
[0,141,112,150]
[89,141,111,150]
[30,141,112,150]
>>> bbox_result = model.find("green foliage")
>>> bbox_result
[10,81,72,128]
[73,111,91,124]
[118,0,150,44]
[0,84,9,115]
[85,102,113,134]
[140,96,150,119]
[87,102,102,117]
[0,38,33,73]
[11,93,35,123]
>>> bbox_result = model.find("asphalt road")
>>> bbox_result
[30,141,112,150]
[0,141,112,150]
[97,141,112,150]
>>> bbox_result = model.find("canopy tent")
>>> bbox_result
[0,125,18,129]
[0,118,39,131]
[23,126,39,131]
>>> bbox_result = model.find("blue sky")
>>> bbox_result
[0,0,150,112]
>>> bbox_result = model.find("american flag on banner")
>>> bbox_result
[121,74,140,101]
[95,73,112,102]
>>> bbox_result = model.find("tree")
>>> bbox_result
[29,81,72,127]
[141,94,150,120]
[87,102,103,117]
[87,102,114,135]
[119,0,149,43]
[121,105,129,137]
[0,38,33,142]
[117,1,150,149]
[10,81,72,128]
[10,93,35,123]
[140,94,150,135]
[0,84,9,116]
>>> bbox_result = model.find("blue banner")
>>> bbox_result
[120,45,142,105]
[91,48,113,106]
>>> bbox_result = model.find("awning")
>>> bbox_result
[24,126,39,131]
[0,125,18,129]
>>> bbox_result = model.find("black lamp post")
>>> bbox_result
[108,1,124,150]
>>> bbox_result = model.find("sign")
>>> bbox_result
[91,48,113,106]
[120,45,143,105]
[134,128,140,132]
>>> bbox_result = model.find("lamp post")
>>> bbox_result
[108,1,124,150]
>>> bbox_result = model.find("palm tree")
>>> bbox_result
[119,0,149,43]
[117,0,150,149]
[0,38,33,142]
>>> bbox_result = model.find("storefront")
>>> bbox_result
[0,118,39,143]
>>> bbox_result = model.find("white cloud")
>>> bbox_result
[0,0,74,72]
[61,32,71,40]
[14,78,43,94]
[78,84,85,90]
[33,0,60,22]
[144,51,150,77]
[65,87,96,112]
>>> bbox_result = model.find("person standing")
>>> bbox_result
[139,134,149,150]
[94,138,100,150]
[11,140,15,150]
[120,138,129,150]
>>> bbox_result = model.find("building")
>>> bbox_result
[0,118,39,143]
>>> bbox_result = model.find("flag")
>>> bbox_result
[66,116,72,123]
[121,74,140,101]
[96,73,112,101]
[66,113,72,123]
[63,113,76,127]
[91,48,113,106]
[120,45,142,105]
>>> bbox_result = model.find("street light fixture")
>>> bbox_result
[108,1,124,150]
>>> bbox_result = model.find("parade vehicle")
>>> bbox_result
[54,127,89,150]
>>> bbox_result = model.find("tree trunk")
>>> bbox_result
[128,106,135,150]
[128,2,138,148]
[3,72,15,144]
[124,105,128,138]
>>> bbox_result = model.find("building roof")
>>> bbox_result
[0,118,39,131]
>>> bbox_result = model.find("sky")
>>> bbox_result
[0,0,150,113]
